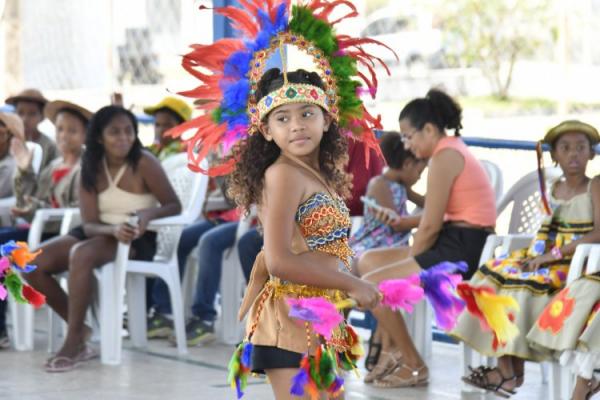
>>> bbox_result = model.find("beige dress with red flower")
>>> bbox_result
[527,272,600,379]
[451,179,594,361]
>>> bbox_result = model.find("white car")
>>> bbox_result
[361,8,445,68]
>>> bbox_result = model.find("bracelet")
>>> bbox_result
[550,246,563,260]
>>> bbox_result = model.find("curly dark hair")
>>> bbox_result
[227,68,350,212]
[81,105,143,192]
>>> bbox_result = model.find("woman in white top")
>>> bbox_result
[25,105,181,372]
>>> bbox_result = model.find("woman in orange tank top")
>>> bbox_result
[356,89,496,388]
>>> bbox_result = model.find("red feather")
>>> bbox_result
[308,0,358,25]
[22,285,46,308]
[215,6,260,37]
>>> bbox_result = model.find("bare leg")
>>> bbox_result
[511,356,525,387]
[356,247,410,277]
[266,369,332,400]
[24,235,80,321]
[56,236,118,359]
[572,375,599,400]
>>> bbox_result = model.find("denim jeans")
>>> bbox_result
[237,228,263,282]
[151,220,219,314]
[190,221,238,321]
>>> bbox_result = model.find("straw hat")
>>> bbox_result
[543,120,600,145]
[143,97,192,122]
[44,100,94,125]
[0,112,25,141]
[5,88,48,107]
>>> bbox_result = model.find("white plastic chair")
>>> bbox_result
[99,154,209,364]
[480,159,503,205]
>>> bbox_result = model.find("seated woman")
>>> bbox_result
[356,89,497,388]
[528,271,600,400]
[350,130,425,257]
[0,100,92,242]
[454,120,600,397]
[25,105,181,372]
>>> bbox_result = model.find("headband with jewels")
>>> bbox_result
[167,0,397,176]
[256,83,329,120]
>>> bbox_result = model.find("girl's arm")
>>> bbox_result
[407,187,425,208]
[135,153,182,234]
[389,214,421,232]
[410,149,463,256]
[262,162,379,307]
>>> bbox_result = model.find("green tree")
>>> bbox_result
[441,0,554,100]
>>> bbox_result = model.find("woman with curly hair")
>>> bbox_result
[230,67,380,399]
[25,105,181,372]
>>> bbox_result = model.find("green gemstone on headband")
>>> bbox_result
[285,87,298,98]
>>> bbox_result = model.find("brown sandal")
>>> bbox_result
[373,363,429,388]
[462,366,517,398]
[364,350,402,384]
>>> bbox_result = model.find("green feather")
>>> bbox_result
[227,343,243,384]
[211,107,223,124]
[319,348,336,388]
[4,271,26,303]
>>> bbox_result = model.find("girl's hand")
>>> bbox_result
[113,223,138,244]
[10,206,32,217]
[524,253,554,271]
[10,138,33,171]
[134,210,152,236]
[369,205,399,226]
[347,279,381,310]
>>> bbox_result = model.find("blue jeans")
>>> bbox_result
[237,228,263,282]
[151,220,218,314]
[151,220,239,318]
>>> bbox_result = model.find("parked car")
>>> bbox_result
[361,7,446,69]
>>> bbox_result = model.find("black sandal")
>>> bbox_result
[462,366,517,398]
[365,333,382,372]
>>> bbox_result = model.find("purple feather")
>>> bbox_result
[224,51,253,79]
[419,262,466,331]
[221,79,250,112]
[290,368,308,396]
[328,376,344,394]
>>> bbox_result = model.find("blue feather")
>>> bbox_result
[241,342,253,368]
[221,79,250,112]
[224,51,252,79]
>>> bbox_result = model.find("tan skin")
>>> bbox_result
[357,157,425,377]
[258,102,380,399]
[153,109,180,147]
[24,113,181,364]
[11,111,86,217]
[478,132,600,394]
[356,119,492,386]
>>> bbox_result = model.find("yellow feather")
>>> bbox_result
[475,291,520,344]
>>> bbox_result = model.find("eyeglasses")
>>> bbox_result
[400,128,419,143]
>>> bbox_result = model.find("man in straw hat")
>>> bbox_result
[5,89,59,173]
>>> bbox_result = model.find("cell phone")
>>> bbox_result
[360,196,398,219]
[127,214,139,228]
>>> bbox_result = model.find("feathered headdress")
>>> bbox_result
[167,0,396,176]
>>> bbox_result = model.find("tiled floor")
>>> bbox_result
[1,320,553,399]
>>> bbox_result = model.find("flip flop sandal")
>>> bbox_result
[365,334,382,372]
[45,356,81,373]
[461,366,516,398]
[586,379,600,400]
[373,363,429,388]
[364,350,402,384]
[75,346,99,362]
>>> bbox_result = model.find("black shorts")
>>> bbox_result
[414,224,492,280]
[68,226,157,262]
[251,345,303,373]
